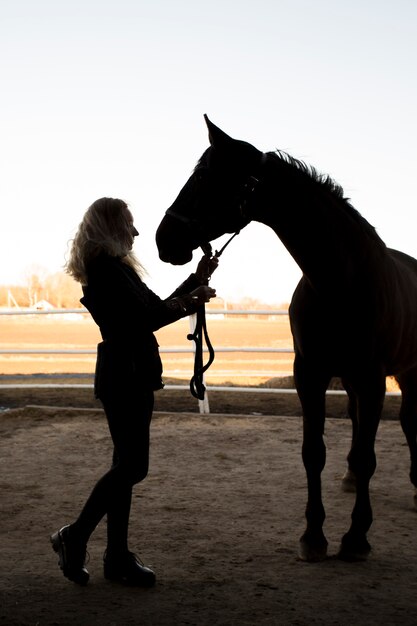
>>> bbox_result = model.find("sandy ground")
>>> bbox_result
[1,313,413,625]
[1,401,417,626]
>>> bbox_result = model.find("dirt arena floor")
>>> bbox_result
[1,394,417,626]
[1,315,414,625]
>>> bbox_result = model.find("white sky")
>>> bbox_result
[1,0,416,305]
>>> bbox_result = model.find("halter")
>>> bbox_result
[165,152,268,259]
[166,152,267,400]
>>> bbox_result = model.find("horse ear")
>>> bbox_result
[204,114,233,146]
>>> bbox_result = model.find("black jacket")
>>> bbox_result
[80,252,201,397]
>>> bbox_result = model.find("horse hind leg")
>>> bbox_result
[396,368,417,509]
[338,374,385,561]
[341,379,358,493]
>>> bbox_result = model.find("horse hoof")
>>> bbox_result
[341,469,356,493]
[298,534,328,562]
[337,548,370,562]
[338,533,371,562]
[298,542,327,562]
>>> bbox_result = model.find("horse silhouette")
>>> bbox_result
[156,115,417,562]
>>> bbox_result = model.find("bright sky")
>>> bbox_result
[1,0,416,305]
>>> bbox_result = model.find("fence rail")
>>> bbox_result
[0,347,293,354]
[0,306,299,413]
[0,306,400,414]
[0,308,288,316]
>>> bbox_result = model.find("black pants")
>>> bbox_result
[71,388,154,555]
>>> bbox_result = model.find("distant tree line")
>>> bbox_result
[0,268,290,311]
[0,269,82,308]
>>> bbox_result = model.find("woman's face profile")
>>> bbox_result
[124,209,139,250]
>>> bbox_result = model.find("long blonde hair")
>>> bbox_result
[65,197,145,285]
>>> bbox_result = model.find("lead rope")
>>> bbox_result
[187,301,215,400]
[187,231,240,400]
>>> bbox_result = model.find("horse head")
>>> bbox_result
[156,115,266,264]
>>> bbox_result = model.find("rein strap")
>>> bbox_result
[187,305,215,401]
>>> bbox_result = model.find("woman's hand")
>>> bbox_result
[195,255,219,284]
[189,286,217,305]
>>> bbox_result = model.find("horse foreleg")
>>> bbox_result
[295,357,329,562]
[341,379,358,493]
[338,380,385,561]
[299,417,328,561]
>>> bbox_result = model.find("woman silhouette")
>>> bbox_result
[51,197,217,586]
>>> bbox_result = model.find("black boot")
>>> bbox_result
[50,525,89,586]
[103,550,156,587]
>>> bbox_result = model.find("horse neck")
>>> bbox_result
[253,165,382,292]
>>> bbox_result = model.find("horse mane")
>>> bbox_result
[269,150,386,249]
